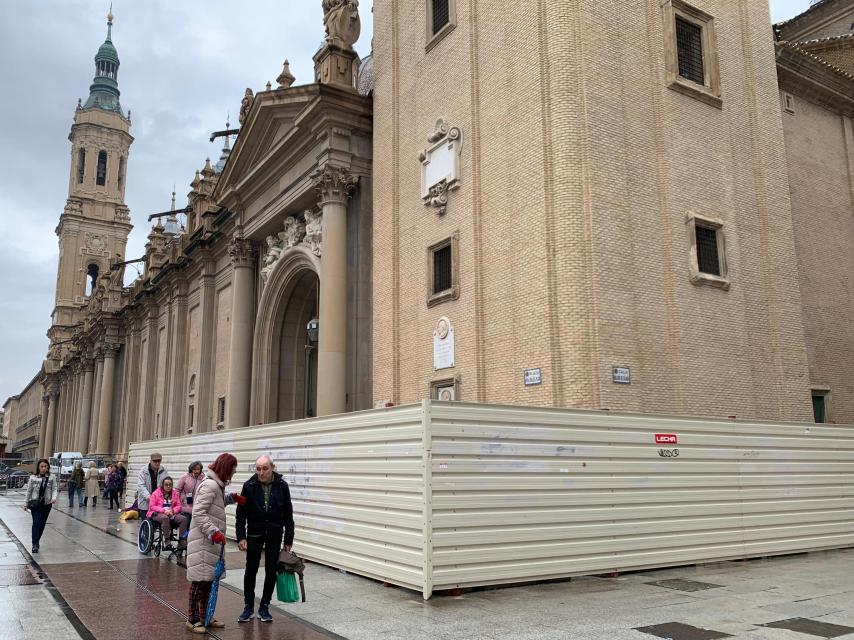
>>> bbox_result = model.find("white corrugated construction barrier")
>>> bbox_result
[127,400,854,599]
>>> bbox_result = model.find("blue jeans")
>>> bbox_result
[67,482,83,507]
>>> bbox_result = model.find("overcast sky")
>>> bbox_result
[0,0,813,408]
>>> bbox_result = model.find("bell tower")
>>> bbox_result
[50,10,133,347]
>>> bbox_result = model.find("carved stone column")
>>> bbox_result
[197,253,217,433]
[89,351,105,452]
[96,344,118,455]
[68,367,81,449]
[76,360,95,454]
[60,373,73,450]
[225,236,257,429]
[56,376,68,450]
[41,386,59,460]
[38,395,49,459]
[313,166,357,416]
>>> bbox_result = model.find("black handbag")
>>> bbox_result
[27,499,41,510]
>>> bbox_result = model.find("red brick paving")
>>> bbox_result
[42,558,337,640]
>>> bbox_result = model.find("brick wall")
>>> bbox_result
[373,0,814,421]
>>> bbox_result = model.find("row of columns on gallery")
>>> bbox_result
[39,342,118,458]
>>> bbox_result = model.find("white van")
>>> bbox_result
[50,451,84,480]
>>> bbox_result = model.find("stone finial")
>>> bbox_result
[276,60,295,89]
[265,80,272,91]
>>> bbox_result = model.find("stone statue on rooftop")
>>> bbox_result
[322,0,361,50]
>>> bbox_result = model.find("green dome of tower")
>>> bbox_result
[82,11,124,116]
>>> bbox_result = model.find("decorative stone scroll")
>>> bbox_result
[419,118,463,215]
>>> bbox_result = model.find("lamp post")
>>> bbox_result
[304,319,319,418]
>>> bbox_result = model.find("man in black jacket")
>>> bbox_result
[236,454,295,623]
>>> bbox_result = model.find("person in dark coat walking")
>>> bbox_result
[23,458,58,553]
[235,454,295,623]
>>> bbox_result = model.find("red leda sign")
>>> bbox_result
[655,434,678,445]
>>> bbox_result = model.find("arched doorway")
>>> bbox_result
[251,249,320,425]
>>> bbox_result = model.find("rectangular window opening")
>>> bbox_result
[695,226,720,276]
[96,150,108,186]
[433,244,452,294]
[217,397,226,426]
[188,404,195,431]
[812,392,827,424]
[676,16,705,85]
[432,0,450,35]
[77,149,86,184]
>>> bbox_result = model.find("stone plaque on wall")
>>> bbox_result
[433,316,454,370]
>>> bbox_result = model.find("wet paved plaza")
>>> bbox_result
[3,487,854,639]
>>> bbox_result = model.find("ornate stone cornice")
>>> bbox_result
[312,166,357,205]
[229,236,257,268]
[776,42,854,116]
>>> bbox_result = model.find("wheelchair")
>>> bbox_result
[137,514,186,560]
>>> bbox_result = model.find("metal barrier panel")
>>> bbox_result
[428,402,854,592]
[128,405,427,593]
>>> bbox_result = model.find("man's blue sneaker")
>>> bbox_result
[238,605,254,623]
[258,604,273,623]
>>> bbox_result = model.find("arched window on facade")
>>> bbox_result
[77,148,86,184]
[96,150,107,186]
[85,263,99,297]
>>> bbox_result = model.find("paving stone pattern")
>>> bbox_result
[5,489,854,639]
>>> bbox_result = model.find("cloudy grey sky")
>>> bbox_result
[0,0,813,407]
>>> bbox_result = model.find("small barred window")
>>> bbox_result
[433,245,452,294]
[676,16,704,85]
[695,226,720,276]
[432,0,450,35]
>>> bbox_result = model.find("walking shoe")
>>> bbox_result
[186,621,206,634]
[237,605,254,623]
[258,604,273,622]
[208,619,225,628]
[32,546,38,554]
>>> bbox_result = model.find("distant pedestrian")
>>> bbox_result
[175,461,205,530]
[185,453,246,634]
[68,461,84,508]
[83,461,99,507]
[147,476,188,550]
[236,454,295,623]
[117,462,128,501]
[106,464,123,511]
[135,453,168,517]
[24,458,58,553]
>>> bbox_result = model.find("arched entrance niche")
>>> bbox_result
[251,248,320,425]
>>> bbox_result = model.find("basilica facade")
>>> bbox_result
[4,0,854,462]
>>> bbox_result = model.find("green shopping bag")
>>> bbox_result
[276,571,301,603]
